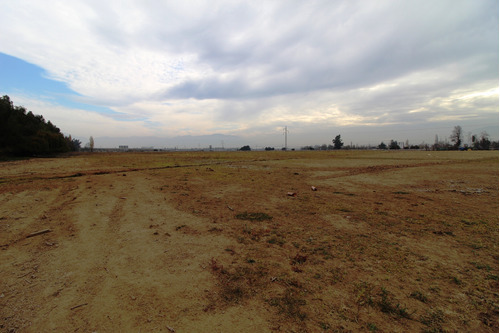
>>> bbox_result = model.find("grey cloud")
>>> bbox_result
[1,0,496,146]
[75,0,498,106]
[155,0,497,103]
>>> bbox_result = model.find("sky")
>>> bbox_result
[0,0,498,149]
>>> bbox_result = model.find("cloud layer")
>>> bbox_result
[0,0,498,146]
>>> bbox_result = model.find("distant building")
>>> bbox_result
[119,145,129,151]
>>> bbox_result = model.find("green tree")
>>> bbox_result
[378,142,387,149]
[0,95,70,156]
[65,135,81,151]
[389,140,400,150]
[332,134,344,149]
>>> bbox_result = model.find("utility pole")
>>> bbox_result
[283,126,289,150]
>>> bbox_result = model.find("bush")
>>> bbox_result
[378,142,387,149]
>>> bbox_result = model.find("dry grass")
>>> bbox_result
[166,150,498,332]
[1,150,498,332]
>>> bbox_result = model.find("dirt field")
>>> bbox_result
[0,150,498,332]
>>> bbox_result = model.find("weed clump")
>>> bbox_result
[291,253,308,265]
[268,289,307,321]
[206,258,269,309]
[208,258,245,303]
[235,212,273,221]
[354,284,413,318]
[409,291,428,303]
[377,287,411,319]
[420,309,444,332]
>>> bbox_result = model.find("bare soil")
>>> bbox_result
[0,150,498,332]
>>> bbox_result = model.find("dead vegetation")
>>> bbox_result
[0,150,498,332]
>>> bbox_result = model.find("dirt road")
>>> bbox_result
[1,160,269,332]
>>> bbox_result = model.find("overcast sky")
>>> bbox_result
[0,0,498,148]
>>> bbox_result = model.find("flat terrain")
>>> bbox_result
[0,150,498,332]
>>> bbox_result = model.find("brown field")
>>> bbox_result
[0,150,498,332]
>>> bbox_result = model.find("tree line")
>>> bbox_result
[0,95,81,156]
[301,128,498,151]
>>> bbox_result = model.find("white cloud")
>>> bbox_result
[8,94,155,139]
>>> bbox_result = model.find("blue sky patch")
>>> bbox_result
[0,52,118,115]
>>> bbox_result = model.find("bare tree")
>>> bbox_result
[450,126,462,149]
[89,136,94,153]
[476,131,491,150]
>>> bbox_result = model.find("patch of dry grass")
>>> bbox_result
[162,150,498,332]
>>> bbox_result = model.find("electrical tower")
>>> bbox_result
[283,126,289,150]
